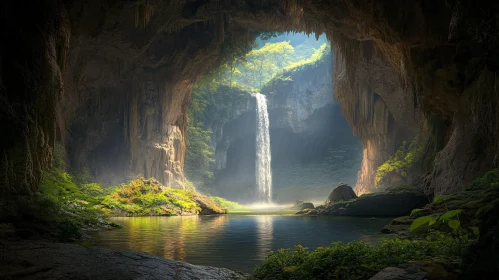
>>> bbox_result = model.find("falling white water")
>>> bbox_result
[255,93,272,204]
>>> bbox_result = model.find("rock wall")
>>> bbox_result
[332,40,418,195]
[208,49,362,203]
[0,0,70,195]
[68,69,187,187]
[2,0,499,199]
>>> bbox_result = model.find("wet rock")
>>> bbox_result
[326,183,357,205]
[0,241,246,280]
[319,186,430,217]
[369,267,426,280]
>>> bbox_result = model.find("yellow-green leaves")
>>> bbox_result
[409,216,437,232]
[409,209,462,232]
[448,220,460,230]
[438,209,462,222]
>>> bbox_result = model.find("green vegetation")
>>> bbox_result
[185,36,331,189]
[250,170,499,279]
[283,43,329,72]
[384,169,499,236]
[217,36,328,91]
[100,178,206,216]
[410,209,463,232]
[14,167,118,241]
[248,237,470,280]
[375,135,425,188]
[209,196,248,211]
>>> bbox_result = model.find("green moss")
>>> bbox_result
[386,169,499,236]
[5,167,118,241]
[248,237,470,280]
[466,169,499,191]
[100,177,237,216]
[209,196,248,211]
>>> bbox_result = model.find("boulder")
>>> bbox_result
[319,186,430,217]
[289,200,315,210]
[326,183,357,205]
[193,194,226,215]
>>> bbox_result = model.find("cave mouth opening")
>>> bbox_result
[184,32,362,205]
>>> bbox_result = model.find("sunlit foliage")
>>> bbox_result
[100,178,202,216]
[375,135,425,188]
[185,35,330,187]
[209,196,248,211]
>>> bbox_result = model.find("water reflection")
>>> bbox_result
[82,215,391,273]
[256,215,273,259]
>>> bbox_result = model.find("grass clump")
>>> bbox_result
[249,237,470,280]
[209,196,248,211]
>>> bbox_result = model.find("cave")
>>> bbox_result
[1,1,499,279]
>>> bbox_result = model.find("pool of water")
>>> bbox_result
[81,214,391,273]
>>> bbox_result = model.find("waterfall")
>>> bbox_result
[255,93,272,203]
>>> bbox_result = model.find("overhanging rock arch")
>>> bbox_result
[1,0,498,197]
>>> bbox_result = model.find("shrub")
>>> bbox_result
[81,183,104,196]
[249,236,471,280]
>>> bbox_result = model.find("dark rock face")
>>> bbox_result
[460,199,499,279]
[0,241,245,280]
[319,187,430,217]
[326,183,358,204]
[3,0,498,199]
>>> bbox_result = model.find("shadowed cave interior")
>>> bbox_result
[1,1,499,279]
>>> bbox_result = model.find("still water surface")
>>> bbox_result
[82,214,391,272]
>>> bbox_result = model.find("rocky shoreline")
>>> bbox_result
[0,240,246,280]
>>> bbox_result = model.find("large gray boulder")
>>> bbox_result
[319,186,430,217]
[326,183,357,205]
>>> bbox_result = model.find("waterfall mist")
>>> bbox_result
[255,93,272,203]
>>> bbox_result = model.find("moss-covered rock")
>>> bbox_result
[319,186,430,217]
[382,169,499,242]
[100,178,226,216]
[326,183,357,205]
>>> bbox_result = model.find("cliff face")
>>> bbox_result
[2,0,499,198]
[208,49,362,203]
[68,69,187,187]
[332,41,418,195]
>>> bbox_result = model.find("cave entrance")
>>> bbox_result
[184,32,362,204]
